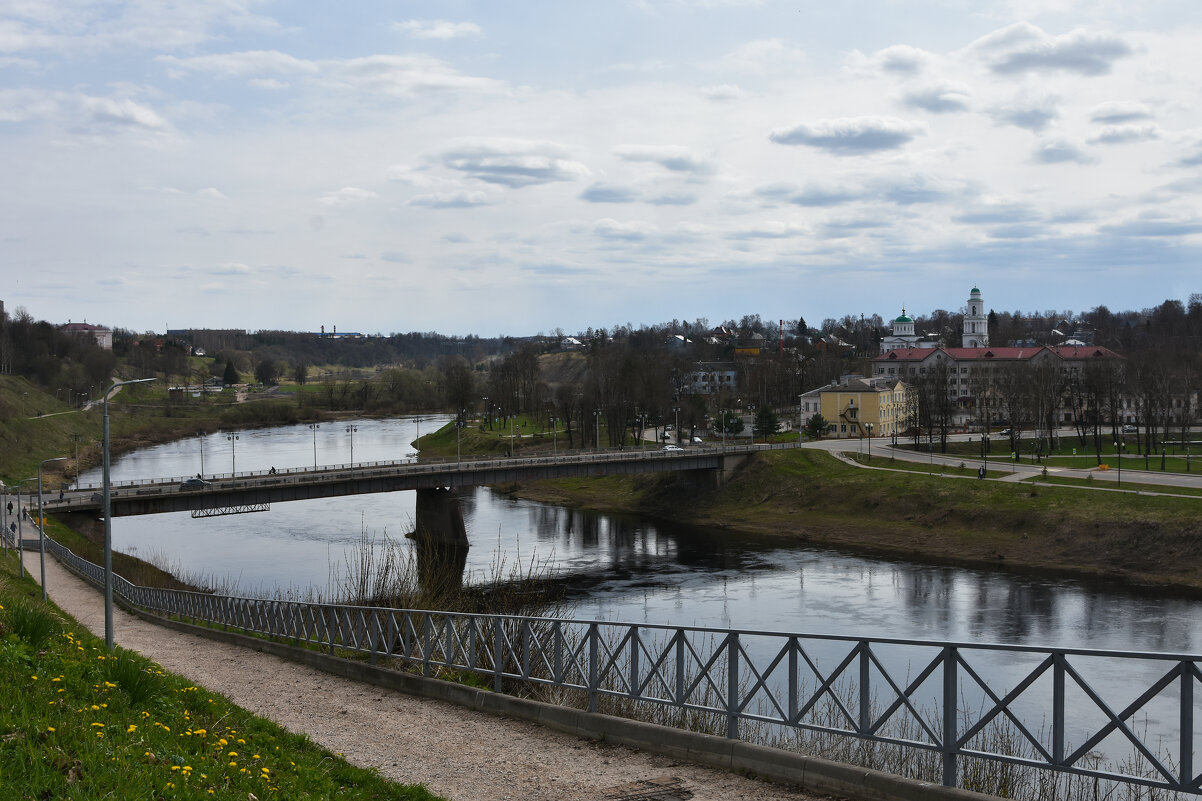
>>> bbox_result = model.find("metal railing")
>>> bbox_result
[41,535,1200,795]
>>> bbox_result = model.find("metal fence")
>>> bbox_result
[42,535,1201,795]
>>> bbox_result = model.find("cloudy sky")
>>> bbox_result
[3,1,1201,336]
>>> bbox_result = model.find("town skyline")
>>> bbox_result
[4,1,1201,335]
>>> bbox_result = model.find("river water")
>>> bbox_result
[80,416,1202,657]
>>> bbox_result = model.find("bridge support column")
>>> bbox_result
[412,488,469,596]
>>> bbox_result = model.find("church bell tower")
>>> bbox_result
[962,286,989,348]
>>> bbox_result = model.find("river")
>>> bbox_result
[78,416,1202,657]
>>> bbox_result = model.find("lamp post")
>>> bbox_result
[672,405,680,445]
[482,397,490,431]
[226,434,239,481]
[456,410,464,464]
[103,377,157,651]
[346,425,357,470]
[16,477,36,578]
[550,416,558,456]
[309,423,320,469]
[69,433,84,483]
[37,457,68,600]
[865,423,873,460]
[638,413,646,451]
[594,409,602,451]
[983,433,990,475]
[1115,439,1123,488]
[196,432,206,476]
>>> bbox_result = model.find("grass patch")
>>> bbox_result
[0,561,444,800]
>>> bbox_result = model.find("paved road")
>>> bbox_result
[801,431,1202,495]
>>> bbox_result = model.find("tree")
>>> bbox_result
[752,406,779,441]
[254,359,279,386]
[718,410,745,435]
[805,413,829,439]
[294,361,309,386]
[222,360,239,386]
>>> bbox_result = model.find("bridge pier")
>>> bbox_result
[411,487,469,596]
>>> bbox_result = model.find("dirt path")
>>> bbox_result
[30,555,825,801]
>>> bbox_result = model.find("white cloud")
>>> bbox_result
[592,218,658,241]
[968,22,1133,76]
[438,139,590,188]
[716,38,807,73]
[902,82,971,113]
[407,190,490,208]
[79,95,169,132]
[613,144,714,177]
[393,20,483,40]
[1089,101,1153,124]
[1032,138,1095,164]
[769,116,924,154]
[873,44,935,75]
[1089,124,1160,145]
[317,187,380,206]
[700,83,743,101]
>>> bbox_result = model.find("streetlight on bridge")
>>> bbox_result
[309,423,320,469]
[346,425,357,471]
[226,434,239,482]
[103,377,157,651]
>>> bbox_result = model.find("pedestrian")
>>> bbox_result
[978,465,986,480]
[5,501,11,515]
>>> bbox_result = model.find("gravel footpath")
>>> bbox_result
[31,554,827,801]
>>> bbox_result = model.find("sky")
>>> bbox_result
[3,1,1202,337]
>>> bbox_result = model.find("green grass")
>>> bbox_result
[846,452,1008,479]
[0,561,445,800]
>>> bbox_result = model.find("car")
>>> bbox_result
[662,445,684,452]
[179,477,212,490]
[998,429,1012,437]
[691,436,703,443]
[660,432,671,440]
[1122,424,1138,433]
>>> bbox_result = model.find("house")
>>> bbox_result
[815,375,911,439]
[686,361,738,396]
[61,321,113,350]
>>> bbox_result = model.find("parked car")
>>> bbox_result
[998,429,1012,437]
[179,477,211,490]
[1122,424,1138,433]
[691,436,703,443]
[662,445,684,452]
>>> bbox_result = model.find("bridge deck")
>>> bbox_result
[48,443,781,517]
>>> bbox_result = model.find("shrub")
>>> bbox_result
[6,599,59,648]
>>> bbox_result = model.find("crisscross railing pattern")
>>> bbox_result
[44,536,1201,794]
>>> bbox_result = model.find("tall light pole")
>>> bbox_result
[456,410,464,464]
[69,433,84,484]
[16,477,36,578]
[309,423,320,469]
[594,409,602,451]
[1115,439,1123,488]
[550,416,558,456]
[346,425,357,470]
[226,434,239,481]
[865,423,873,460]
[102,377,157,651]
[37,457,68,600]
[196,432,206,476]
[672,405,680,445]
[482,397,490,430]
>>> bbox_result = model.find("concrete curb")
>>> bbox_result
[129,608,1000,801]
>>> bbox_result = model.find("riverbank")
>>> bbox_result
[504,447,1202,596]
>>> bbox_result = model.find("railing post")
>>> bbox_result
[588,622,599,713]
[675,630,685,706]
[1053,652,1065,767]
[423,613,433,677]
[493,617,504,693]
[858,640,871,733]
[1181,660,1194,787]
[727,632,740,740]
[788,636,799,723]
[629,625,640,698]
[553,621,563,684]
[942,646,958,788]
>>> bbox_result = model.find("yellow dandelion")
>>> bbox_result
[227,751,238,757]
[51,677,60,683]
[91,705,100,711]
[127,724,137,733]
[171,766,180,771]
[228,761,238,768]
[260,767,270,774]
[91,722,105,728]
[47,726,56,733]
[30,675,37,680]
[253,754,260,759]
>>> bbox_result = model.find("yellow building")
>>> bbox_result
[819,377,911,439]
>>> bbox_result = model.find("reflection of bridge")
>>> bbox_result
[51,445,782,548]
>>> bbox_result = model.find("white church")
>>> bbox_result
[880,286,989,354]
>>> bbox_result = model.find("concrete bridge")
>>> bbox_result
[48,444,776,549]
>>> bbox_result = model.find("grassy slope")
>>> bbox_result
[513,448,1202,593]
[0,558,443,800]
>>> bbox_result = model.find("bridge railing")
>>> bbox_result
[41,534,1202,796]
[68,442,786,495]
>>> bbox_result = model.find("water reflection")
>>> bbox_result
[78,416,1202,658]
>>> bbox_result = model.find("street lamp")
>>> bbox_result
[865,423,873,460]
[16,477,36,578]
[346,425,357,469]
[456,410,465,464]
[69,433,84,483]
[309,423,320,469]
[226,434,239,480]
[672,405,680,445]
[482,397,491,431]
[197,432,206,476]
[983,432,990,475]
[1115,439,1123,488]
[37,457,68,600]
[594,409,602,451]
[102,377,157,651]
[550,416,558,456]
